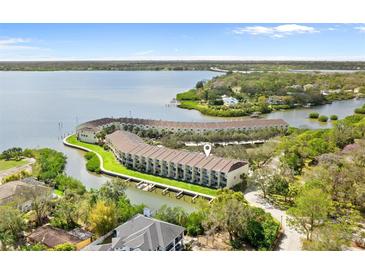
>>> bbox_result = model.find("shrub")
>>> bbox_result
[186,212,205,236]
[52,243,76,251]
[308,112,319,119]
[318,115,329,122]
[354,107,365,114]
[330,115,338,120]
[242,207,280,250]
[54,174,86,195]
[84,152,100,173]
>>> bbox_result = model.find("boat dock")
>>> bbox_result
[63,135,215,203]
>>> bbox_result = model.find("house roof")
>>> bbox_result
[28,225,92,248]
[106,130,247,173]
[84,214,184,251]
[78,117,288,132]
[0,179,51,206]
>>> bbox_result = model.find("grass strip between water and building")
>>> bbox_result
[66,135,217,197]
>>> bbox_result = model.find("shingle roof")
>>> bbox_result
[106,130,247,173]
[85,214,185,251]
[28,225,91,248]
[0,179,51,206]
[78,117,288,131]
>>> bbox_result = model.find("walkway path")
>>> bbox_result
[244,190,302,251]
[0,158,35,182]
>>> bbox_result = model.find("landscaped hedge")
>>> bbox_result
[318,115,329,122]
[308,112,319,119]
[84,152,101,173]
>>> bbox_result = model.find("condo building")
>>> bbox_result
[105,130,248,189]
[76,117,288,144]
[75,117,288,189]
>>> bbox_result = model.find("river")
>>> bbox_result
[1,71,364,211]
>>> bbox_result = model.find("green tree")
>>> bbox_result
[0,206,26,250]
[51,193,81,230]
[33,148,67,182]
[186,211,205,236]
[250,166,275,198]
[30,187,52,227]
[155,205,188,227]
[117,196,144,223]
[88,200,118,237]
[98,178,127,204]
[302,223,352,251]
[195,81,204,89]
[281,149,304,174]
[288,188,332,241]
[0,147,23,161]
[54,174,86,195]
[331,120,355,148]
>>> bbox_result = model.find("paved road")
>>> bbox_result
[0,158,35,182]
[244,190,302,251]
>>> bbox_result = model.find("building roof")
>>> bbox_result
[106,130,247,173]
[84,214,184,251]
[0,179,51,207]
[28,225,92,248]
[77,117,288,132]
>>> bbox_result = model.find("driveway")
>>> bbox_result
[244,190,302,251]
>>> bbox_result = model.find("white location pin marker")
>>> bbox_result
[203,144,212,157]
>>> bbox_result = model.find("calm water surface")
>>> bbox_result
[0,71,223,211]
[1,71,364,210]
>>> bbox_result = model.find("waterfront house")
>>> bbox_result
[221,94,239,106]
[83,214,184,251]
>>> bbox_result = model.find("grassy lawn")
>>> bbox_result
[66,135,217,196]
[54,189,64,196]
[0,159,28,172]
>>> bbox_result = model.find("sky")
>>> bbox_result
[0,23,364,61]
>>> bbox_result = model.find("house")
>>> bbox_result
[0,178,52,212]
[221,94,239,106]
[267,96,285,105]
[27,225,92,250]
[320,89,342,96]
[83,214,184,251]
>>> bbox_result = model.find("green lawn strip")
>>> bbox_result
[54,189,64,196]
[0,159,28,172]
[66,135,217,196]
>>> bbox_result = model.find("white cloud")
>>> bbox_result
[355,26,365,33]
[232,24,319,38]
[133,50,154,56]
[0,37,35,49]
